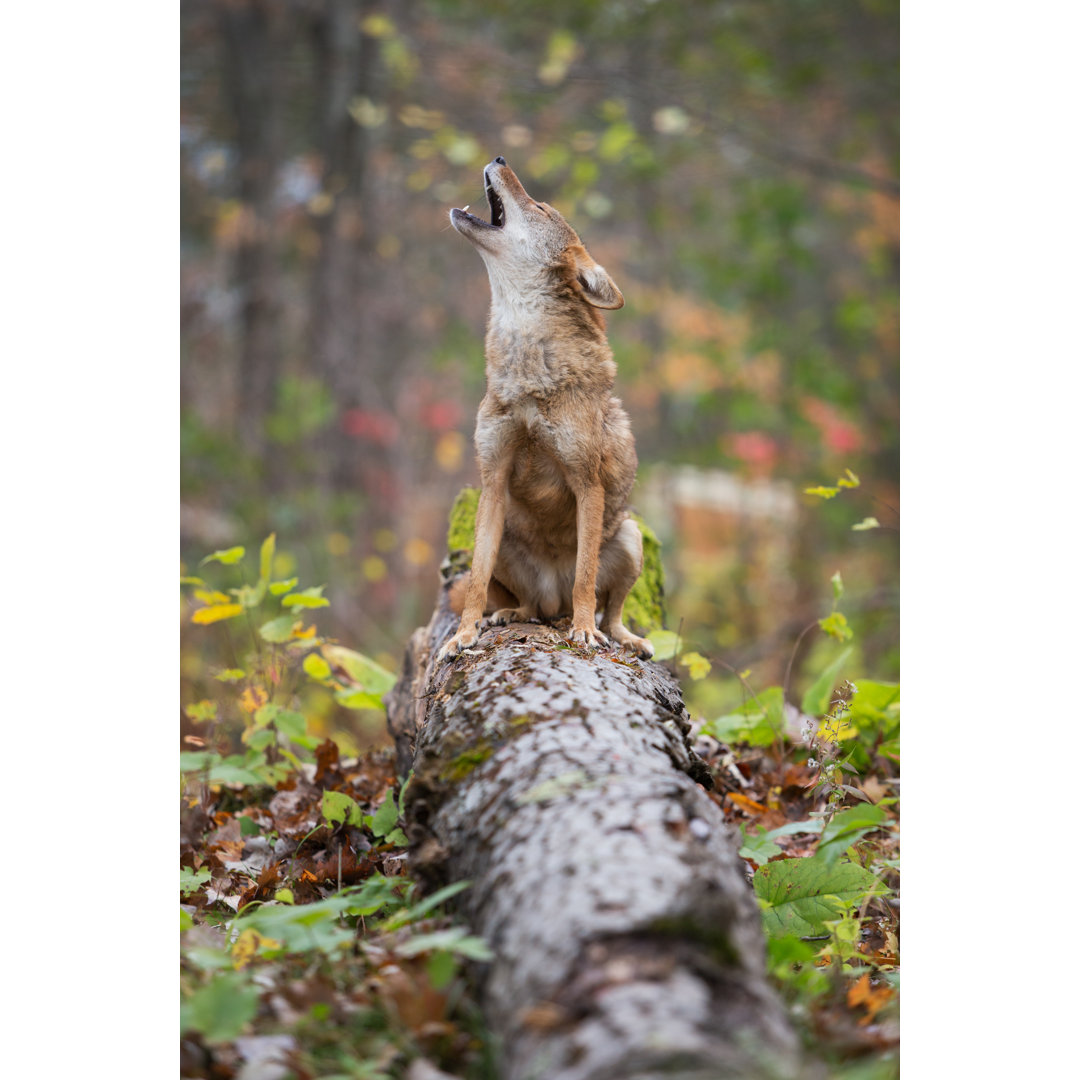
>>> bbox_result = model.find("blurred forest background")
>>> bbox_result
[180,0,898,750]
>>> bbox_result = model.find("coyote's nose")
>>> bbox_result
[494,156,507,165]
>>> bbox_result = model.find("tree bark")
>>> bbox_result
[218,0,289,478]
[387,576,802,1080]
[306,0,380,490]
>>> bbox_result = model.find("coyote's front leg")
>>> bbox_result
[438,475,508,662]
[568,483,608,650]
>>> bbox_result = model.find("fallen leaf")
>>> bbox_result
[373,961,448,1033]
[314,739,341,784]
[234,1034,295,1080]
[860,775,891,804]
[238,862,282,909]
[232,928,281,969]
[518,1002,570,1031]
[727,792,768,815]
[847,972,895,1025]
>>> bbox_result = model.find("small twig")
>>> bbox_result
[783,621,820,706]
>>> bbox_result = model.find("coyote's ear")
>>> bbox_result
[575,259,625,310]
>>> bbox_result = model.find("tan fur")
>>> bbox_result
[437,159,653,662]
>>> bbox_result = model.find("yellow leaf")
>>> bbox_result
[240,686,269,714]
[817,719,858,745]
[303,653,332,681]
[191,603,244,625]
[186,700,217,722]
[231,928,280,970]
[199,545,245,566]
[679,651,712,680]
[259,533,276,584]
[214,668,247,683]
[818,612,853,642]
[193,589,231,605]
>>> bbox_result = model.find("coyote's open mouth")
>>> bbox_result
[484,173,505,228]
[455,166,505,230]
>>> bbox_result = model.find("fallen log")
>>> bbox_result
[386,520,801,1080]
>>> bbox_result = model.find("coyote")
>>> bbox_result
[437,157,653,662]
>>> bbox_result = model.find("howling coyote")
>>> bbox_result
[438,157,652,662]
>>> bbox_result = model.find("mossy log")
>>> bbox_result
[385,497,801,1080]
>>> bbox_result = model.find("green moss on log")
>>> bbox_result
[625,514,665,633]
[443,487,665,632]
[439,741,494,782]
[446,487,480,553]
[645,914,739,967]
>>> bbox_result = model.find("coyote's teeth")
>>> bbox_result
[462,205,470,212]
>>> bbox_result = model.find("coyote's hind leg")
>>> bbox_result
[598,519,653,659]
[489,603,538,626]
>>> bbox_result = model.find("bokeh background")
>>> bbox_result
[180,0,898,749]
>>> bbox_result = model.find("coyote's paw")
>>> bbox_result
[568,624,608,651]
[607,623,654,659]
[489,607,536,626]
[436,623,481,662]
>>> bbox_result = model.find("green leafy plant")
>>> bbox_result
[180,535,501,1077]
[321,782,409,847]
[180,866,212,897]
[181,970,260,1043]
[180,534,395,793]
[804,469,880,536]
[754,857,885,939]
[661,486,899,1065]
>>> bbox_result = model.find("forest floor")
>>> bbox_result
[180,682,899,1080]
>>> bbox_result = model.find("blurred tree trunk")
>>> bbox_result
[387,584,801,1080]
[622,38,673,453]
[218,0,289,483]
[306,0,380,490]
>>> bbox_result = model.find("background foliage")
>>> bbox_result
[181,0,899,746]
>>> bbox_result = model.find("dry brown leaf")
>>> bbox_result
[518,1002,570,1031]
[374,963,448,1033]
[239,861,282,909]
[314,739,341,784]
[860,775,891,804]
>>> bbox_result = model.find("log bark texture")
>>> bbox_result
[387,580,801,1080]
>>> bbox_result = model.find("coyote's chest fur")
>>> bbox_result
[436,157,654,662]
